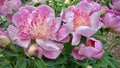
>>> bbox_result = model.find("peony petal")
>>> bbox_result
[19,6,35,13]
[6,0,22,9]
[79,46,99,58]
[13,9,30,26]
[56,25,70,41]
[72,32,81,45]
[93,50,104,59]
[94,39,103,51]
[76,26,96,37]
[7,25,30,48]
[43,49,61,59]
[0,0,5,7]
[72,47,85,60]
[61,6,75,23]
[53,17,61,33]
[60,36,70,42]
[90,11,103,30]
[42,42,63,59]
[76,0,91,14]
[0,5,12,15]
[112,0,120,11]
[37,5,55,18]
[36,39,60,51]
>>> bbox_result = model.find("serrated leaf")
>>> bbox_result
[0,59,12,68]
[34,59,47,68]
[103,56,116,68]
[94,52,119,68]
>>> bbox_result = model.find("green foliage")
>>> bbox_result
[92,52,120,68]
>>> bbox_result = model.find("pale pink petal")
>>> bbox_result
[0,5,12,15]
[93,50,104,59]
[112,0,120,11]
[90,11,103,30]
[76,26,96,37]
[43,50,61,59]
[13,9,30,26]
[76,0,91,14]
[37,5,55,18]
[61,6,75,23]
[72,47,85,60]
[79,46,99,58]
[7,0,22,9]
[7,25,30,48]
[53,17,61,33]
[19,6,35,13]
[94,39,103,51]
[36,39,63,59]
[72,33,81,45]
[60,36,70,42]
[42,42,63,59]
[36,39,60,51]
[56,25,70,41]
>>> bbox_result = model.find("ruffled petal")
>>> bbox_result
[7,25,30,48]
[37,5,55,18]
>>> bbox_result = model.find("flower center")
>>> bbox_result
[86,39,95,47]
[73,10,90,30]
[30,16,53,41]
[18,13,53,41]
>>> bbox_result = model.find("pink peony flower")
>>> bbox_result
[61,0,103,45]
[109,0,120,11]
[0,0,21,15]
[102,9,120,35]
[0,28,11,47]
[7,5,67,59]
[72,38,104,60]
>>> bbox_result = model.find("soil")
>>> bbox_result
[109,45,120,60]
[105,32,120,60]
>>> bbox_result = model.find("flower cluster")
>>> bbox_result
[0,0,120,61]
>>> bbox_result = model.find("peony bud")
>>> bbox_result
[27,45,39,56]
[102,9,120,35]
[87,65,92,68]
[64,0,70,5]
[72,38,104,60]
[0,35,11,47]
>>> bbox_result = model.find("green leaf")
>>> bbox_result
[93,52,120,68]
[103,54,116,68]
[35,58,47,68]
[20,61,27,68]
[0,57,12,68]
